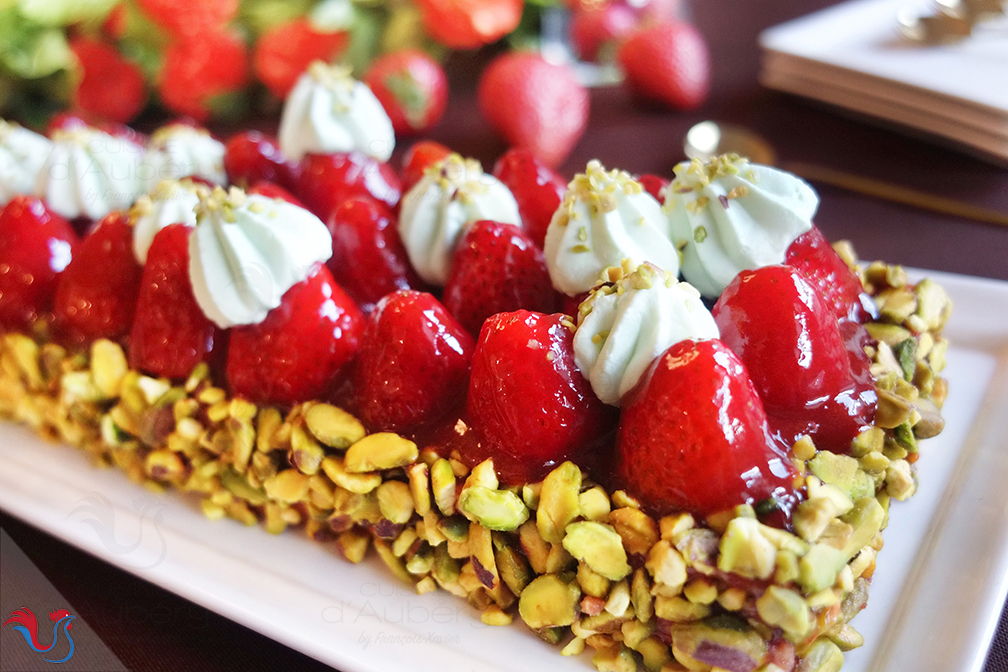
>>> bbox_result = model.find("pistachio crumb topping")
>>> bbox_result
[150,123,211,147]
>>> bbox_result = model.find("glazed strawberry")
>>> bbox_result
[569,1,639,62]
[786,225,876,323]
[254,18,348,99]
[478,52,589,169]
[326,196,420,313]
[248,181,304,208]
[137,0,238,36]
[415,0,523,49]
[636,173,669,204]
[401,140,451,193]
[53,212,142,347]
[158,29,249,121]
[352,291,474,432]
[69,37,147,123]
[492,148,567,248]
[465,311,613,484]
[128,224,221,379]
[226,263,363,406]
[443,221,559,337]
[616,339,796,518]
[0,196,78,332]
[224,131,298,191]
[297,151,402,221]
[617,21,710,110]
[363,49,448,136]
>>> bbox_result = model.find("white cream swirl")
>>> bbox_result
[278,61,395,162]
[573,262,719,406]
[0,120,53,205]
[34,127,146,221]
[543,160,678,297]
[188,187,333,328]
[663,154,817,298]
[130,179,205,264]
[143,124,226,189]
[398,153,521,285]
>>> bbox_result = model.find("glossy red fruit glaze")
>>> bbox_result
[443,220,559,338]
[128,224,220,379]
[636,173,669,204]
[465,311,612,485]
[254,18,348,99]
[492,148,567,249]
[616,339,796,519]
[786,225,877,323]
[569,1,639,62]
[297,151,402,222]
[248,181,305,208]
[52,212,141,348]
[224,131,298,190]
[560,291,588,319]
[363,49,449,136]
[401,140,451,194]
[69,37,147,123]
[0,196,78,331]
[226,263,363,406]
[352,291,474,432]
[617,21,710,110]
[327,196,420,313]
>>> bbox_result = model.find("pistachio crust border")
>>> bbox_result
[0,251,951,672]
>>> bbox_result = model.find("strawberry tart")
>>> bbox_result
[0,61,951,672]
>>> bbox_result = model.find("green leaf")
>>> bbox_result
[18,0,117,26]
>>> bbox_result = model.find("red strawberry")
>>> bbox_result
[401,140,451,194]
[53,212,142,348]
[352,290,474,432]
[636,173,669,204]
[248,181,305,208]
[326,196,420,313]
[137,0,238,36]
[224,131,298,191]
[0,196,79,332]
[478,52,589,169]
[569,1,639,62]
[226,263,363,406]
[443,221,559,338]
[415,0,523,49]
[254,18,348,99]
[297,151,402,221]
[617,21,710,110]
[69,37,147,124]
[465,311,613,484]
[492,148,567,248]
[128,224,221,379]
[363,49,448,136]
[616,339,796,518]
[158,29,249,122]
[712,265,876,453]
[786,225,875,323]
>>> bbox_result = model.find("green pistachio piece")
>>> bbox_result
[563,521,631,581]
[756,585,811,639]
[518,574,580,629]
[457,485,529,531]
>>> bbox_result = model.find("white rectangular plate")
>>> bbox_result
[2,269,1008,672]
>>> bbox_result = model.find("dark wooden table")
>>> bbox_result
[3,1,1008,670]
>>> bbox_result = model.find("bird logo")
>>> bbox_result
[2,607,76,663]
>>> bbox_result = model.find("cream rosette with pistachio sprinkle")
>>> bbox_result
[143,123,227,190]
[544,160,678,297]
[130,179,205,264]
[664,154,817,299]
[188,186,333,328]
[278,61,396,162]
[0,120,53,206]
[573,261,719,406]
[398,153,521,285]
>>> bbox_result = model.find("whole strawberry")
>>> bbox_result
[69,37,147,124]
[442,220,559,337]
[569,1,639,62]
[786,225,876,323]
[492,148,567,248]
[254,18,348,99]
[617,21,710,110]
[0,196,78,332]
[401,140,451,194]
[363,49,448,137]
[224,131,299,191]
[478,52,589,169]
[297,151,402,222]
[352,291,474,432]
[416,0,523,49]
[158,29,249,121]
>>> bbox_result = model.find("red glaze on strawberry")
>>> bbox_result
[465,311,613,485]
[53,212,142,348]
[615,339,796,519]
[0,196,78,332]
[248,181,305,208]
[442,220,559,338]
[224,131,298,190]
[226,263,363,406]
[713,265,876,453]
[560,291,589,319]
[297,151,402,222]
[352,290,474,432]
[636,173,669,204]
[786,225,876,323]
[492,148,567,249]
[401,140,451,194]
[363,49,449,136]
[128,224,221,379]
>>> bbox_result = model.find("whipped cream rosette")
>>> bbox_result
[278,61,396,162]
[34,127,147,221]
[143,123,227,190]
[398,153,521,285]
[664,154,817,298]
[130,179,206,264]
[188,186,333,328]
[573,261,719,405]
[0,120,53,206]
[544,160,678,297]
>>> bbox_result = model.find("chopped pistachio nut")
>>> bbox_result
[538,461,582,544]
[563,521,632,581]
